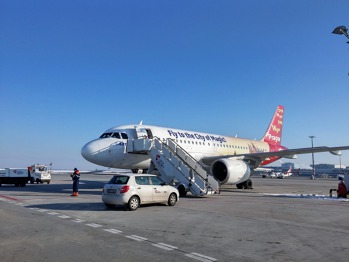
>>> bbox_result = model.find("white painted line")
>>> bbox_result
[125,235,147,242]
[47,212,59,215]
[58,215,71,219]
[185,253,217,262]
[152,243,178,251]
[86,223,103,228]
[29,207,38,210]
[15,202,24,205]
[104,228,122,234]
[72,219,85,223]
[37,209,48,212]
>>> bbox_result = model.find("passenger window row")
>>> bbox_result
[174,139,267,152]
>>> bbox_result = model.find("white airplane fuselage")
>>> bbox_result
[81,105,349,186]
[81,124,272,170]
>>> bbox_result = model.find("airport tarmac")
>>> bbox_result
[1,174,349,262]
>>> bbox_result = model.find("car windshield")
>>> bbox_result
[108,176,129,184]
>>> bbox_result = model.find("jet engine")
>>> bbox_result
[211,158,251,185]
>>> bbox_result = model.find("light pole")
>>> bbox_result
[332,25,349,41]
[332,25,349,75]
[309,136,315,179]
[339,155,342,173]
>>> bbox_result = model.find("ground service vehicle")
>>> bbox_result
[0,168,29,187]
[28,164,51,184]
[102,173,179,211]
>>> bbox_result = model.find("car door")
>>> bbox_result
[134,176,153,203]
[149,176,168,202]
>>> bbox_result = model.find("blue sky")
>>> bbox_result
[1,0,348,170]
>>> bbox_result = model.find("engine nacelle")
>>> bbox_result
[211,158,251,185]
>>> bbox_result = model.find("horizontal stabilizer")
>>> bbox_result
[330,150,341,156]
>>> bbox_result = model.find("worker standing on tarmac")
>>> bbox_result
[337,176,347,198]
[71,168,80,197]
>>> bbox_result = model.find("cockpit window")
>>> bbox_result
[100,132,128,139]
[100,133,112,138]
[112,133,121,139]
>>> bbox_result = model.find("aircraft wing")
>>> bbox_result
[201,146,349,167]
[254,167,273,172]
[49,169,131,175]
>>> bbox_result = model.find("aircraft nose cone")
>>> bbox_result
[81,140,100,163]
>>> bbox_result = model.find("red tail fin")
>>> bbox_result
[262,105,284,146]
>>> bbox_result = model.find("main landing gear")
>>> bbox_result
[236,178,253,189]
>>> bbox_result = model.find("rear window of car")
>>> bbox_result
[108,176,129,184]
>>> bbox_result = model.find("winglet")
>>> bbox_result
[261,105,284,146]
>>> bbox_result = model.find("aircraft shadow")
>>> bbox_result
[25,202,170,212]
[0,180,107,196]
[25,202,113,212]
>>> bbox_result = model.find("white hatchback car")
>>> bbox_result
[102,173,179,211]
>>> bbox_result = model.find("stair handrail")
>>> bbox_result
[152,136,215,182]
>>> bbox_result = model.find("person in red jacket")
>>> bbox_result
[337,177,347,198]
[70,168,80,197]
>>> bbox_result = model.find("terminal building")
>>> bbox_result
[267,162,348,178]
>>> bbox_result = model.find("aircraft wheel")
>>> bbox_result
[244,179,253,189]
[236,183,243,189]
[178,185,187,197]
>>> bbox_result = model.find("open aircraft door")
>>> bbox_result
[136,128,153,139]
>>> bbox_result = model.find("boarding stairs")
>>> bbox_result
[126,137,220,196]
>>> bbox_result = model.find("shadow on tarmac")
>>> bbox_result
[0,180,106,196]
[25,201,169,212]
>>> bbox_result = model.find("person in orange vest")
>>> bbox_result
[70,168,80,196]
[337,176,347,198]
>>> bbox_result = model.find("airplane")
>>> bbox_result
[277,166,293,179]
[81,105,349,191]
[265,166,293,179]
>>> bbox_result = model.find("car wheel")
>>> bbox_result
[168,193,177,206]
[128,196,140,211]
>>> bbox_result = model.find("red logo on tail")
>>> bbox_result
[262,105,284,146]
